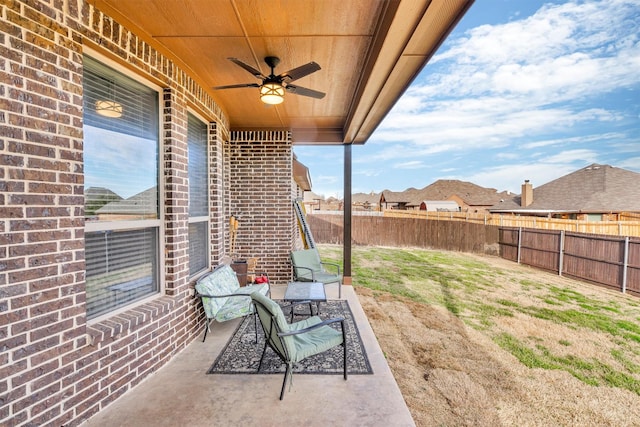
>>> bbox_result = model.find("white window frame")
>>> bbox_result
[187,110,211,278]
[83,48,165,324]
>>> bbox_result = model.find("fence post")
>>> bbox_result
[559,230,565,276]
[622,236,629,294]
[517,227,522,264]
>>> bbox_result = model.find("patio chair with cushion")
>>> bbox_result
[195,264,270,342]
[290,248,342,298]
[250,291,347,400]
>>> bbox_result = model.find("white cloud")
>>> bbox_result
[461,162,581,193]
[298,0,640,197]
[314,174,340,185]
[394,161,425,170]
[542,149,600,164]
[618,156,640,170]
[367,0,640,167]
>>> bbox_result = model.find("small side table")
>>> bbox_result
[283,281,326,321]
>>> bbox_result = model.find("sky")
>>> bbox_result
[293,0,640,198]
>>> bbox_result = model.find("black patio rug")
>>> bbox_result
[207,300,373,375]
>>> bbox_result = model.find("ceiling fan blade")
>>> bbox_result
[213,83,260,90]
[285,84,325,99]
[227,58,266,79]
[279,62,321,82]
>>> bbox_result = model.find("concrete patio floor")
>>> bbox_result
[81,284,415,427]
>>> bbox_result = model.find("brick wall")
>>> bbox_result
[228,131,296,282]
[0,1,264,425]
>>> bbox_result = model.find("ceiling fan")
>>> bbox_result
[213,56,325,105]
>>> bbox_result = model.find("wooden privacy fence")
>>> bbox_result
[307,214,500,254]
[385,210,640,237]
[307,213,639,297]
[500,228,640,297]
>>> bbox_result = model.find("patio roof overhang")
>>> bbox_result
[93,0,474,145]
[293,155,312,191]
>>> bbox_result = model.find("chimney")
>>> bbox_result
[521,180,533,207]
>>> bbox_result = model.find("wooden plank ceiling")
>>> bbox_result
[94,0,473,145]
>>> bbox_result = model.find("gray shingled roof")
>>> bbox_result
[352,192,380,204]
[96,187,158,215]
[490,164,640,213]
[380,180,510,207]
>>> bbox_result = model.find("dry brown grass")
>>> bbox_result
[320,245,640,426]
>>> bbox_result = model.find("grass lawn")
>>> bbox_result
[318,244,640,426]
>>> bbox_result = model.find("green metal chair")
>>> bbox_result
[250,292,347,400]
[290,248,342,298]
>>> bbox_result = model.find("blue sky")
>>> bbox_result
[294,0,640,198]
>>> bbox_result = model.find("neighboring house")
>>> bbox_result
[419,200,460,212]
[352,191,381,211]
[84,186,123,218]
[489,164,640,220]
[95,187,159,221]
[302,190,324,212]
[380,180,510,212]
[380,189,412,210]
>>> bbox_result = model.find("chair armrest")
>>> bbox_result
[320,261,341,275]
[195,292,250,299]
[278,317,344,336]
[292,265,315,280]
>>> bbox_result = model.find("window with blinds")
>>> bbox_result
[83,56,161,319]
[188,114,209,276]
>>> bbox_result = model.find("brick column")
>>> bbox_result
[228,131,293,283]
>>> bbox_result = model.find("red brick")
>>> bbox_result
[0,383,27,412]
[31,364,74,393]
[76,389,109,414]
[11,359,58,388]
[9,193,56,206]
[13,312,57,335]
[10,218,58,232]
[0,257,26,272]
[26,229,71,242]
[12,381,61,413]
[11,289,59,308]
[29,341,75,366]
[9,242,58,257]
[12,336,60,362]
[30,274,73,292]
[30,318,73,342]
[29,296,74,317]
[0,152,24,167]
[43,409,74,427]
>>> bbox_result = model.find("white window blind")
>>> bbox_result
[188,114,209,276]
[85,229,158,318]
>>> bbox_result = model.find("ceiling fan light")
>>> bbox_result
[95,100,123,118]
[260,83,285,105]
